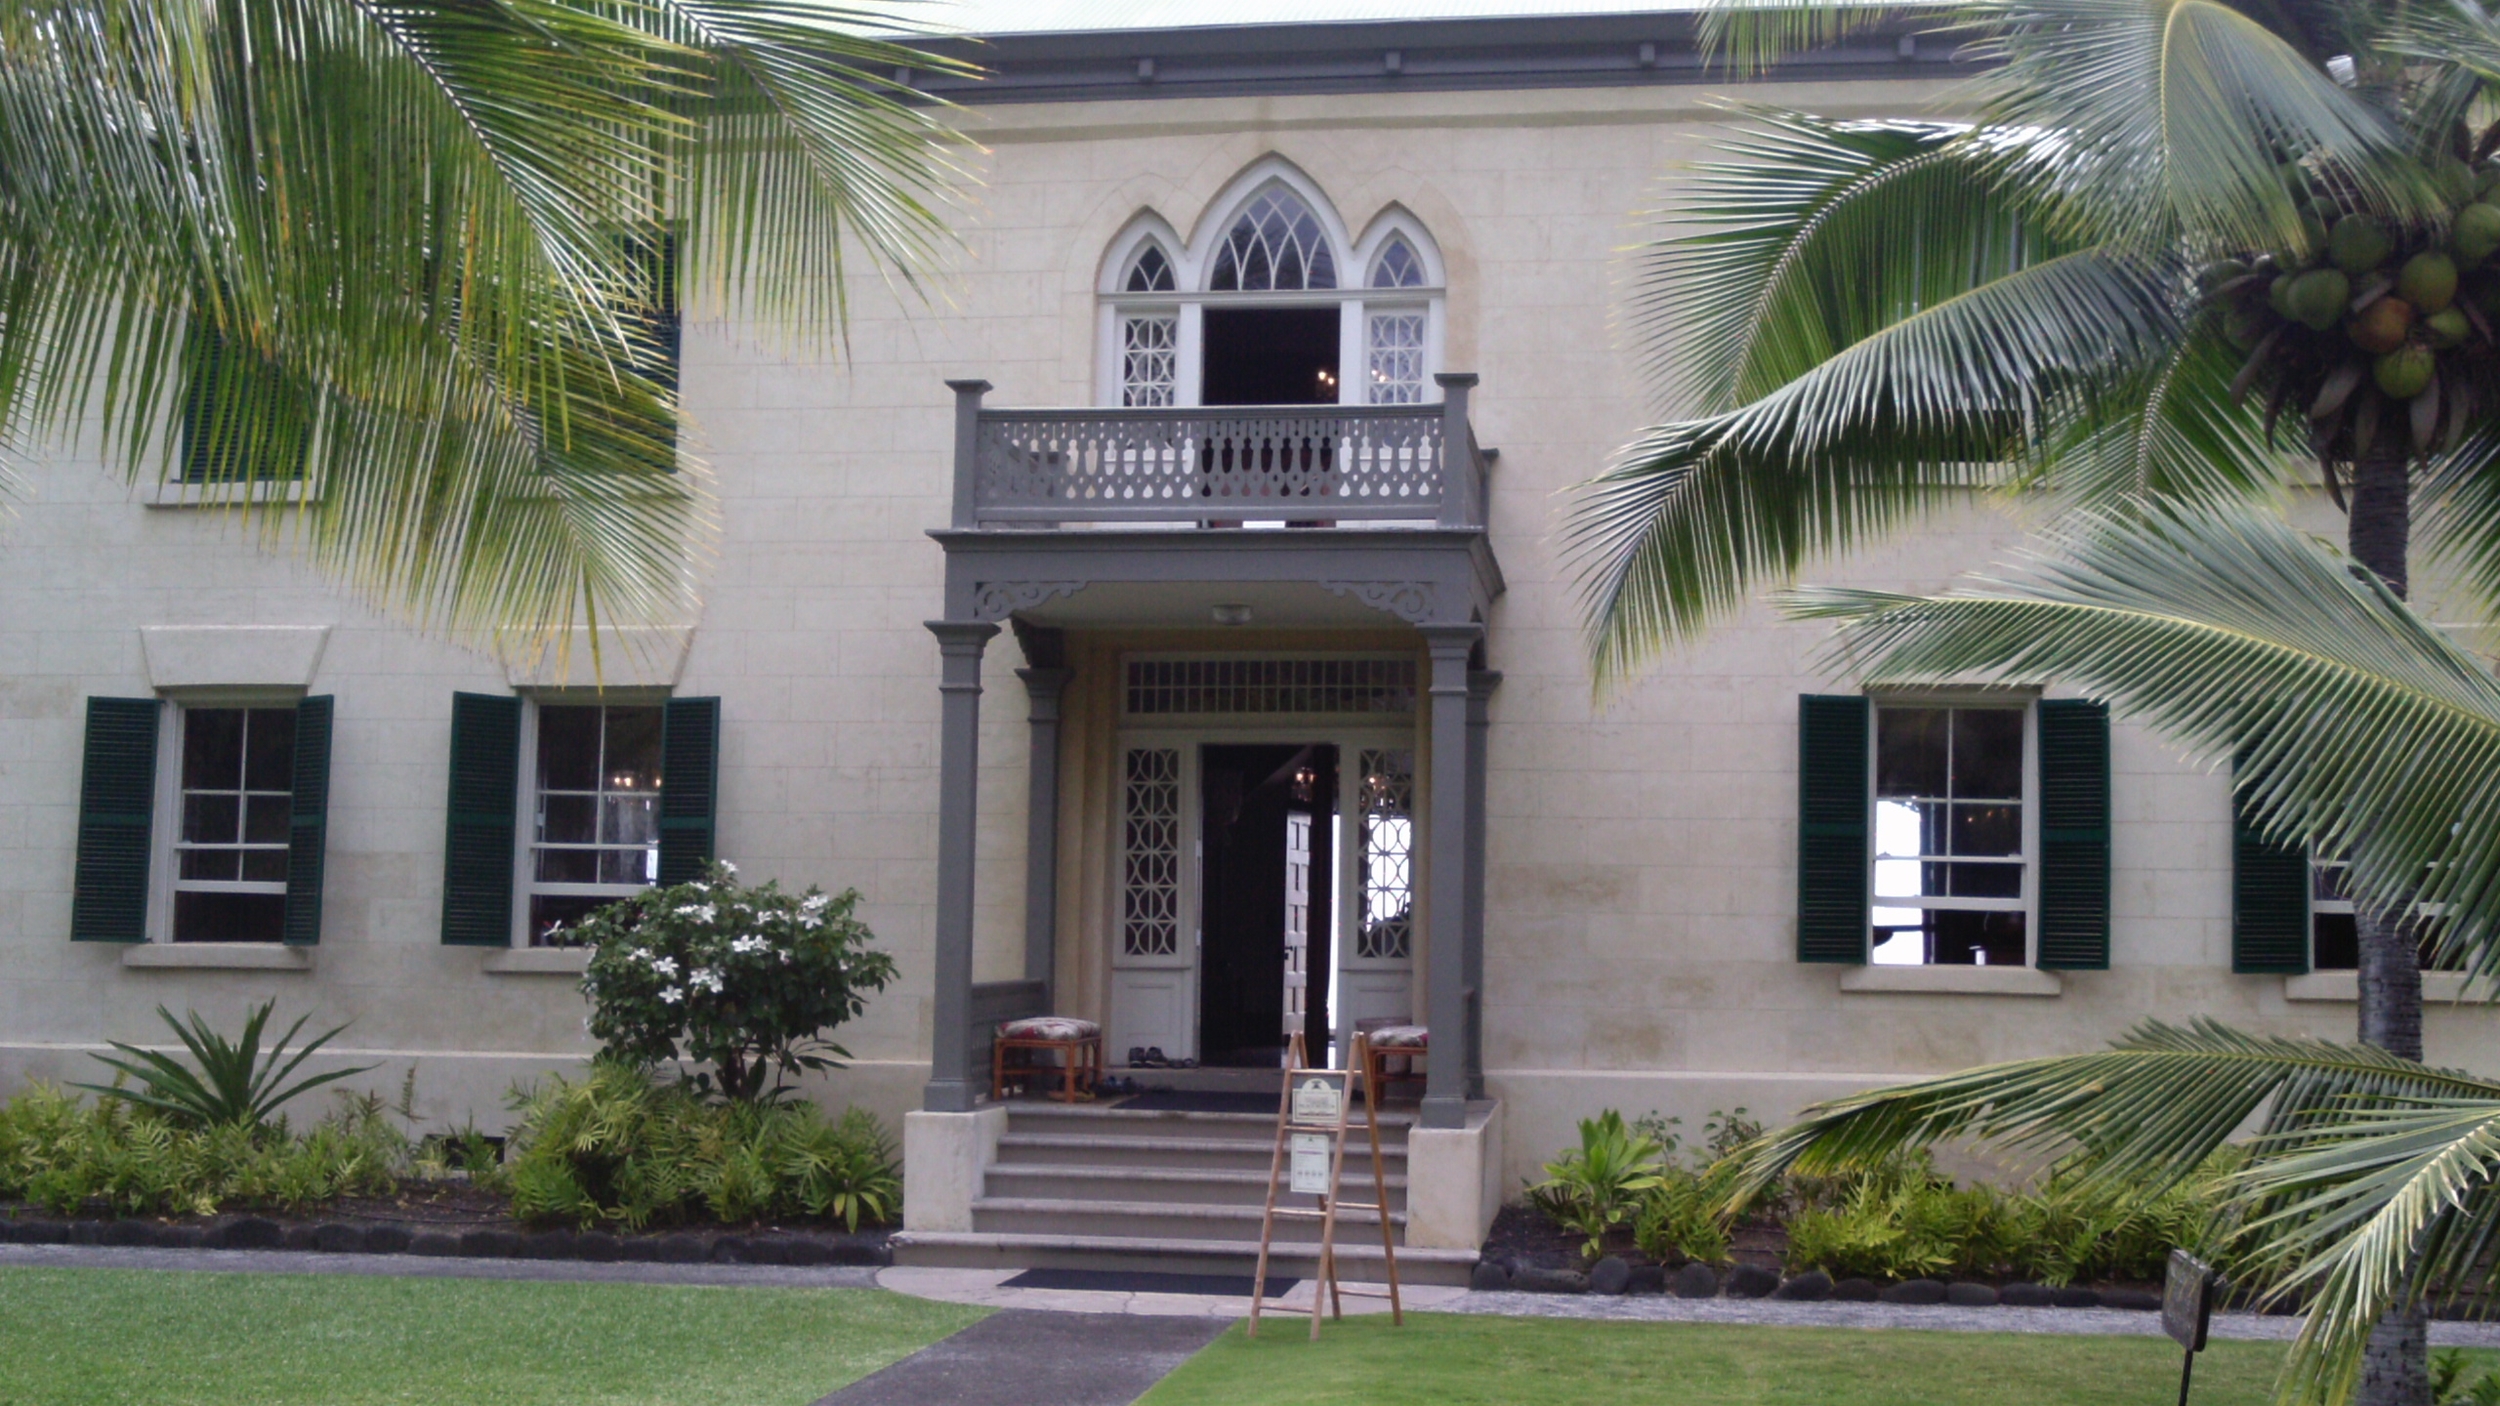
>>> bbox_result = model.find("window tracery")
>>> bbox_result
[1209,190,1336,292]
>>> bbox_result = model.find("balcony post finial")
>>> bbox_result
[945,379,992,529]
[1434,373,1479,528]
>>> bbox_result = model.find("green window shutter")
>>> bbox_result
[2231,753,2310,974]
[1797,694,1870,963]
[441,692,520,946]
[71,697,161,942]
[283,695,334,946]
[658,697,720,885]
[2036,699,2112,970]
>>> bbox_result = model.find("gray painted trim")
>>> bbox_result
[901,12,1962,106]
[1017,665,1069,995]
[934,527,1503,627]
[1418,623,1481,1129]
[925,620,1000,1113]
[1465,668,1500,1101]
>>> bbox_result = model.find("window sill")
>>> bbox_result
[143,480,313,508]
[1838,965,2064,997]
[122,943,314,971]
[482,948,591,976]
[2283,971,2490,1003]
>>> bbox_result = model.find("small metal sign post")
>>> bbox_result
[2164,1250,2222,1406]
[1247,1031,1403,1340]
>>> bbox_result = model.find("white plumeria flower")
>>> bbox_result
[718,860,737,876]
[800,893,829,913]
[730,935,767,956]
[652,956,679,978]
[691,968,723,994]
[658,985,684,1004]
[676,904,716,923]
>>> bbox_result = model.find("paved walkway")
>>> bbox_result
[809,1310,1224,1406]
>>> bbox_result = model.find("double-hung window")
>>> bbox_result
[173,706,299,941]
[1871,704,2031,966]
[523,703,662,943]
[68,694,335,946]
[436,691,719,949]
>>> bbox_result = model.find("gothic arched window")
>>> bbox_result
[1369,238,1425,289]
[1209,190,1336,292]
[1124,243,1175,293]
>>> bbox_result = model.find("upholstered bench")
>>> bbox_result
[991,1016,1103,1104]
[1362,1024,1428,1101]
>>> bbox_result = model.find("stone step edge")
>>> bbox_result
[0,1215,889,1267]
[986,1164,1408,1189]
[972,1196,1406,1227]
[1000,1133,1407,1158]
[1006,1105,1418,1128]
[892,1229,1475,1265]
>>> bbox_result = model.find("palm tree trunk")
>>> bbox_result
[2347,440,2431,1406]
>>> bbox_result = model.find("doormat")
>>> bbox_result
[1112,1090,1281,1114]
[1001,1267,1298,1297]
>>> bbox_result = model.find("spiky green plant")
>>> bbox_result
[74,1001,378,1130]
[0,0,966,653]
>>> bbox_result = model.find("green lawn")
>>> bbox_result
[1141,1313,2306,1406]
[0,1267,988,1406]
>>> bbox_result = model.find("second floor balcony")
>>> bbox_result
[945,375,1491,532]
[930,374,1501,632]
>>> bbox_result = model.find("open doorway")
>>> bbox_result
[1197,743,1336,1067]
[1201,307,1340,405]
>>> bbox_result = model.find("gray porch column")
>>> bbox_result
[1465,669,1501,1100]
[1419,623,1483,1129]
[1016,664,1068,996]
[924,620,1000,1113]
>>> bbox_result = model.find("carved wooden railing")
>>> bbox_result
[945,376,1486,529]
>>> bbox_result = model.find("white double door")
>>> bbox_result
[1106,730,1417,1067]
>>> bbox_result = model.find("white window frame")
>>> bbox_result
[1094,171,1448,412]
[148,689,306,943]
[510,690,670,947]
[1867,694,2040,968]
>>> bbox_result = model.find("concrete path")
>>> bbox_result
[0,1242,881,1290]
[809,1310,1224,1406]
[877,1266,2500,1347]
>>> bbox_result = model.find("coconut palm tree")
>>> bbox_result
[1570,3,2500,1397]
[1733,503,2500,1405]
[0,0,965,651]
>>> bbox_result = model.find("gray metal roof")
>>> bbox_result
[937,1,1709,38]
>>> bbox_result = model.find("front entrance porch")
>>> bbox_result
[899,377,1507,1266]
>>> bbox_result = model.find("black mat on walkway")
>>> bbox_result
[1110,1089,1279,1114]
[1003,1267,1297,1297]
[811,1310,1227,1406]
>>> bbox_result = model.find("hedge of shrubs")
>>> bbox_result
[1527,1108,2229,1286]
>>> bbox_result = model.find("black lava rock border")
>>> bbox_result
[0,1215,891,1267]
[1466,1258,2187,1313]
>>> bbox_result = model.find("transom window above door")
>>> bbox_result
[1098,164,1445,412]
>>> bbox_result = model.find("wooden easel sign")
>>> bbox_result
[1247,1032,1404,1340]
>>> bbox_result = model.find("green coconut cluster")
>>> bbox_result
[2204,154,2500,467]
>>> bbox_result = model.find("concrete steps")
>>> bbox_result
[893,1097,1473,1286]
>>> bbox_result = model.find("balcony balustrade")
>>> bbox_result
[946,376,1487,530]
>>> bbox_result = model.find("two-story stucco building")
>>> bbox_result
[4,2,2488,1282]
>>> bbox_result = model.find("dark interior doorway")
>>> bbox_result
[1198,743,1336,1067]
[1202,307,1340,405]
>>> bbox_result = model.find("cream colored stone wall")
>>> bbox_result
[1,74,2491,1195]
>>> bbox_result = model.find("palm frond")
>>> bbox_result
[1782,504,2500,974]
[1632,109,2068,418]
[1571,247,2174,673]
[1969,0,2441,253]
[0,0,963,651]
[2227,1098,2500,1402]
[2028,317,2288,512]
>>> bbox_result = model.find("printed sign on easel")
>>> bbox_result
[1248,1032,1404,1341]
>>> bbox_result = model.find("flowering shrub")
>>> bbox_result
[572,862,895,1101]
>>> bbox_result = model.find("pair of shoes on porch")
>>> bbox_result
[1128,1046,1172,1068]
